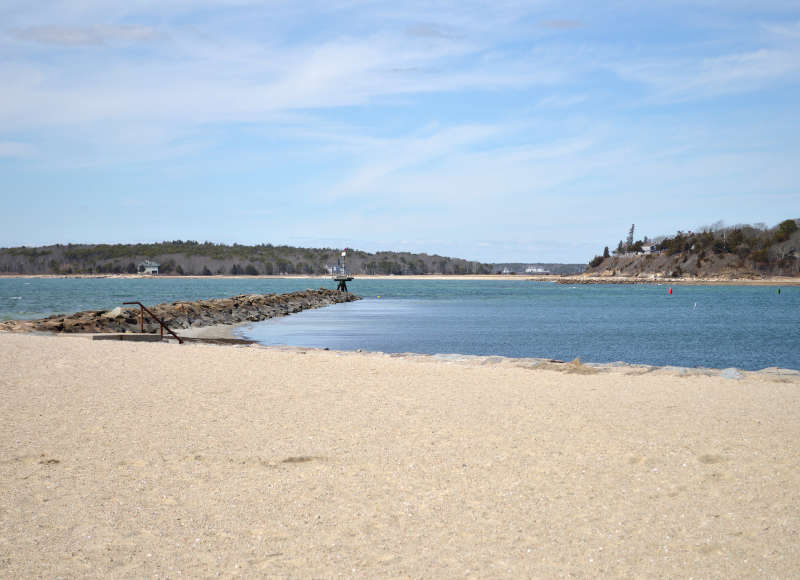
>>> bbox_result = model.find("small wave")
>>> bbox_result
[9,296,23,300]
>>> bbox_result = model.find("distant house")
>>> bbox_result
[525,266,551,274]
[623,244,660,257]
[138,260,159,275]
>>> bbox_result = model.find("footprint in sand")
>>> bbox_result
[698,454,727,464]
[281,456,320,464]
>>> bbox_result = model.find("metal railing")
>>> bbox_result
[122,301,183,344]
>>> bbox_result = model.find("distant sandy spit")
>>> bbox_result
[2,332,799,578]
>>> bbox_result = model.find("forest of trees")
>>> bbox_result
[0,241,494,276]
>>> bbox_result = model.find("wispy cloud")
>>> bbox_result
[9,25,157,46]
[313,118,611,213]
[762,20,800,39]
[0,25,563,133]
[615,48,800,101]
[322,123,512,199]
[4,1,792,135]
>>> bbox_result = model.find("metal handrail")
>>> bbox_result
[122,301,183,344]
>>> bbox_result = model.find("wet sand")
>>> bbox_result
[1,332,799,577]
[177,323,244,340]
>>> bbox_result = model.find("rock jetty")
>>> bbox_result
[0,289,359,334]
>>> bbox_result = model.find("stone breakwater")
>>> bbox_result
[0,289,359,334]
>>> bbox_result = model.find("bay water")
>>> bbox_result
[1,277,797,370]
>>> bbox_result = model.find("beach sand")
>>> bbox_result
[1,332,799,577]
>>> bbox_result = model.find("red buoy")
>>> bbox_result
[668,287,673,295]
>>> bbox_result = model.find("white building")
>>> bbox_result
[326,264,349,275]
[138,260,160,275]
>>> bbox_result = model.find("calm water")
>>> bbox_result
[1,277,798,370]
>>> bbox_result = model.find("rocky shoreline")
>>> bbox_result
[0,289,359,334]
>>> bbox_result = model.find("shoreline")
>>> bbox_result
[34,329,799,375]
[177,321,245,340]
[0,273,530,281]
[548,275,800,286]
[2,272,799,285]
[2,332,799,577]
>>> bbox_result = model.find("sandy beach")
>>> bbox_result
[2,332,799,577]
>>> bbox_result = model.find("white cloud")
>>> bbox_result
[0,0,580,136]
[0,25,563,134]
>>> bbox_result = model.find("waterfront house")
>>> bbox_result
[138,260,160,275]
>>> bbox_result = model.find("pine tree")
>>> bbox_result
[626,224,635,250]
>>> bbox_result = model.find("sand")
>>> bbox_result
[1,333,799,578]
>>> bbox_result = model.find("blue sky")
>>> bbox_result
[1,1,799,262]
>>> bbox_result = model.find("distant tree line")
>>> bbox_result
[0,241,494,276]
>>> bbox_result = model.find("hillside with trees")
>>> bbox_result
[586,219,800,278]
[0,241,494,276]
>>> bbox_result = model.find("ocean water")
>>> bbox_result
[0,277,322,321]
[1,277,798,370]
